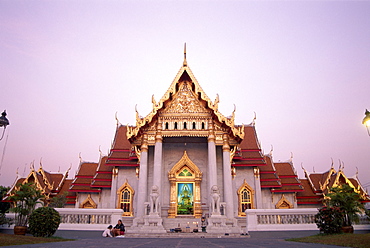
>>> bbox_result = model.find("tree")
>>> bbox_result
[48,192,67,208]
[325,184,365,227]
[9,183,44,226]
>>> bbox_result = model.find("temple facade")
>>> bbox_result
[4,51,369,233]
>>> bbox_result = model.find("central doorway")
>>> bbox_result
[177,182,194,215]
[168,151,202,218]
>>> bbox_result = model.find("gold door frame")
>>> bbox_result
[168,151,202,218]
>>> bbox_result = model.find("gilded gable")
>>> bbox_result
[162,81,209,114]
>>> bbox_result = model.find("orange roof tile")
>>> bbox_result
[273,162,303,192]
[239,125,261,150]
[259,155,280,188]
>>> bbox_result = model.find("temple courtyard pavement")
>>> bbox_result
[2,229,369,247]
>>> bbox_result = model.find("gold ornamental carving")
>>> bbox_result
[163,81,208,114]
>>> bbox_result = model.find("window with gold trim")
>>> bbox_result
[237,180,254,216]
[240,188,252,211]
[117,181,134,216]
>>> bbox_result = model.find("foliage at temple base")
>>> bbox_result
[48,192,67,208]
[29,207,61,237]
[315,206,344,234]
[0,186,11,226]
[9,183,44,226]
[315,184,365,234]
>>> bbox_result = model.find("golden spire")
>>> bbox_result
[183,43,187,67]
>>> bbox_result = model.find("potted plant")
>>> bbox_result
[9,183,44,235]
[325,184,365,233]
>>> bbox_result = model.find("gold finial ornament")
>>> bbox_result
[115,112,121,127]
[183,43,187,66]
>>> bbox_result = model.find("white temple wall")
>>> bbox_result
[99,189,111,208]
[261,189,274,209]
[116,167,138,191]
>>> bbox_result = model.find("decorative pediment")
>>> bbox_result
[80,194,97,208]
[162,81,209,114]
[275,194,293,209]
[126,55,245,141]
[168,151,202,180]
[331,171,357,193]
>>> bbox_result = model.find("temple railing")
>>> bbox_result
[55,208,124,230]
[245,208,370,231]
[2,208,369,232]
[1,209,124,231]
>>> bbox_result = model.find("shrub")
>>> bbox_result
[0,212,12,226]
[315,206,344,234]
[29,207,61,237]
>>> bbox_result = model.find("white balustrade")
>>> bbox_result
[2,208,369,232]
[245,208,370,232]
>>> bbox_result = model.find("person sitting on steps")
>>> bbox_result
[102,225,113,237]
[112,220,125,237]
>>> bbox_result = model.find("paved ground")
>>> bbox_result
[2,229,362,248]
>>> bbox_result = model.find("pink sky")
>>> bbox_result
[0,1,369,191]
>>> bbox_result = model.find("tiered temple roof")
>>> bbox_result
[105,125,138,167]
[259,155,281,188]
[91,156,112,188]
[3,165,75,205]
[232,125,266,167]
[69,162,100,193]
[297,166,370,206]
[272,162,303,193]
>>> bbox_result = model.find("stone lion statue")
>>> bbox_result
[150,185,160,213]
[210,185,220,214]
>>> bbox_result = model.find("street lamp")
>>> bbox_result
[362,109,370,136]
[0,110,10,141]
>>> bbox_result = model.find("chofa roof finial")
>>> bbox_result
[183,43,187,67]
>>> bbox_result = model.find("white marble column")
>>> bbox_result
[207,120,217,206]
[253,167,262,208]
[110,167,119,209]
[136,134,149,217]
[152,120,163,214]
[222,134,234,218]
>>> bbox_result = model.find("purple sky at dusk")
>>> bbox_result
[0,1,369,191]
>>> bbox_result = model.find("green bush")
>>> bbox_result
[29,207,61,237]
[0,212,12,226]
[315,206,344,234]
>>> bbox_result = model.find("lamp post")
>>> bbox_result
[0,110,10,141]
[362,109,370,136]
